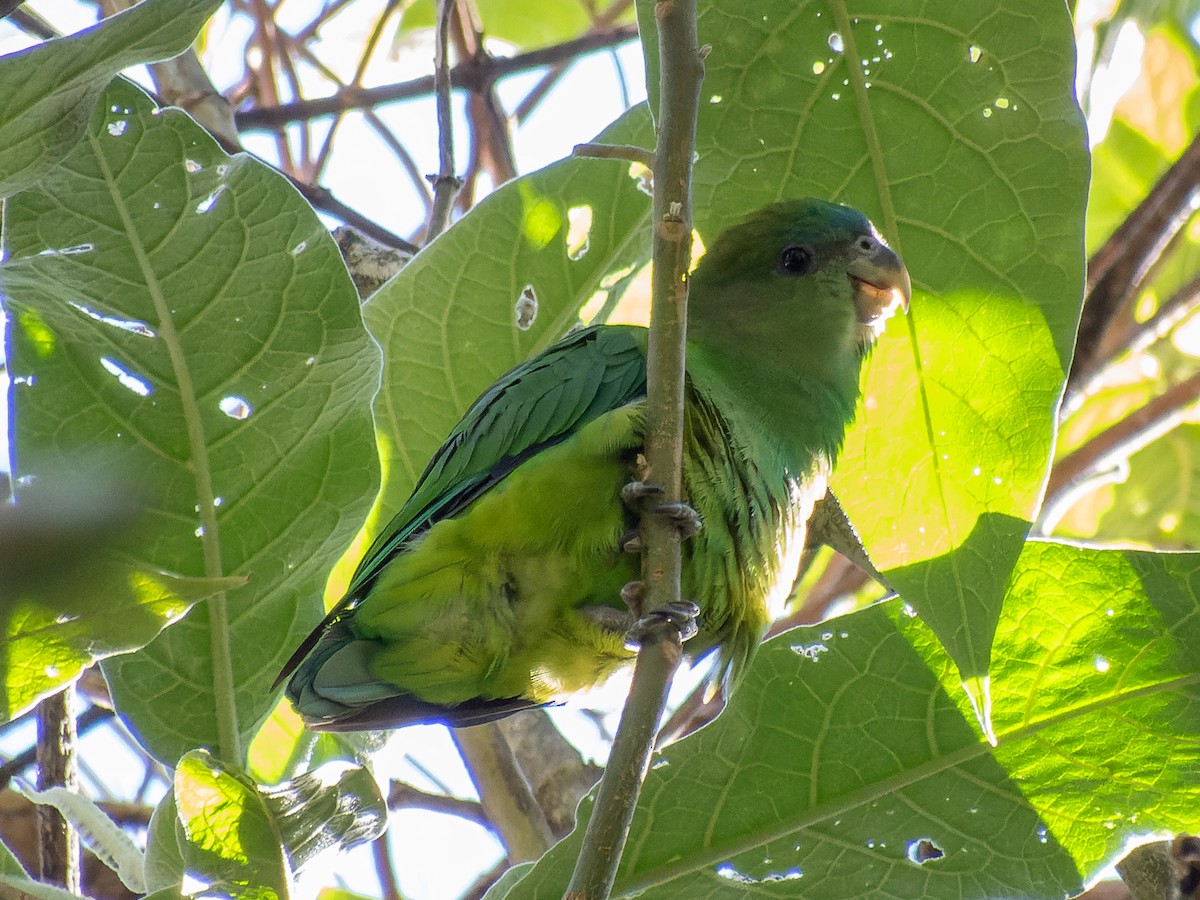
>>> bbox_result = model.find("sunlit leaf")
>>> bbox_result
[1,79,380,764]
[362,107,653,516]
[0,0,222,198]
[500,541,1200,899]
[639,0,1088,683]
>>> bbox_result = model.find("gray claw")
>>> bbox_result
[624,599,701,649]
[621,481,702,541]
[620,580,646,617]
[621,480,663,508]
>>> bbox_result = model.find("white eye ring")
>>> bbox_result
[856,236,876,252]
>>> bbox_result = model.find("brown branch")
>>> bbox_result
[4,8,56,40]
[460,857,513,900]
[512,0,635,123]
[573,143,653,167]
[371,832,401,900]
[426,0,463,242]
[290,180,420,254]
[386,781,489,827]
[565,1,704,896]
[1041,369,1200,530]
[1068,130,1200,397]
[494,711,603,838]
[235,24,639,130]
[310,0,402,181]
[35,688,79,893]
[451,725,553,863]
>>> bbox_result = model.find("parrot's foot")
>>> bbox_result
[624,599,701,649]
[579,604,636,633]
[620,481,703,540]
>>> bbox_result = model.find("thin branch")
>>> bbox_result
[425,0,463,242]
[512,0,634,123]
[235,25,639,130]
[451,725,553,863]
[386,781,489,827]
[1068,130,1200,398]
[573,143,653,167]
[566,3,704,898]
[447,0,516,208]
[1069,269,1200,409]
[35,687,79,893]
[364,109,435,214]
[5,8,57,40]
[460,857,513,900]
[1041,369,1200,531]
[291,179,420,254]
[1,706,113,791]
[0,1,26,23]
[310,0,403,181]
[371,832,401,900]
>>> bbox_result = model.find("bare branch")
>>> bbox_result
[1068,130,1200,397]
[235,25,639,131]
[566,0,704,894]
[387,781,489,827]
[451,725,553,863]
[573,143,653,166]
[1041,369,1200,531]
[426,0,463,242]
[35,688,79,893]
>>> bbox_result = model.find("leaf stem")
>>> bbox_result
[90,132,242,766]
[565,0,703,896]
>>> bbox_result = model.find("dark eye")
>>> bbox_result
[779,245,813,275]
[857,235,876,252]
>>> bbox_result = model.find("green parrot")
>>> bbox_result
[279,198,910,731]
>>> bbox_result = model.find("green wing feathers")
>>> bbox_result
[282,198,911,731]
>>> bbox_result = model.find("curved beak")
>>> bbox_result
[847,244,911,328]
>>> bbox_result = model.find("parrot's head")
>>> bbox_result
[691,198,911,350]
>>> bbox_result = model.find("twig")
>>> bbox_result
[235,25,639,130]
[0,1,26,23]
[309,0,402,181]
[291,180,420,254]
[460,857,513,900]
[1070,269,1200,409]
[573,143,653,167]
[1,706,113,790]
[512,0,635,123]
[565,3,704,898]
[494,711,603,838]
[4,8,56,40]
[386,781,489,826]
[35,688,79,893]
[425,0,463,242]
[1041,369,1200,531]
[371,832,401,900]
[1068,130,1200,400]
[451,725,553,863]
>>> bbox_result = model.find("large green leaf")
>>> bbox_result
[498,540,1200,899]
[0,79,380,765]
[0,0,222,198]
[639,0,1088,686]
[362,107,653,515]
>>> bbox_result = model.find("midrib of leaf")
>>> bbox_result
[827,0,972,659]
[87,132,241,764]
[617,666,1200,896]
